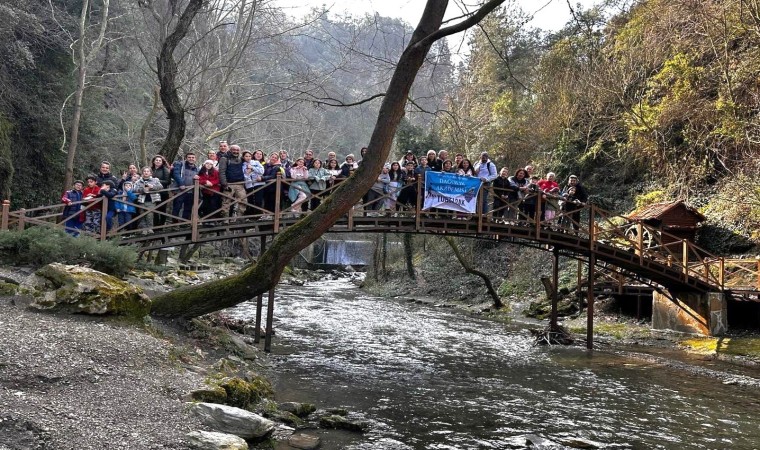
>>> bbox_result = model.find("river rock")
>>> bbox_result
[523,434,561,448]
[186,430,249,450]
[191,402,275,439]
[287,433,320,449]
[318,414,368,432]
[557,437,603,449]
[187,385,228,404]
[24,263,151,317]
[278,402,316,417]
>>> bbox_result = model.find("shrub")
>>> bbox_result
[0,227,137,277]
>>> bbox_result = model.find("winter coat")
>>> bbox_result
[198,169,221,196]
[308,167,331,191]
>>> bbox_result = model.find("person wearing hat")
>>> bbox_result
[560,174,589,230]
[61,180,85,236]
[474,152,498,214]
[114,180,138,232]
[398,149,418,168]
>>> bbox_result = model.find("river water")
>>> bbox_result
[227,279,760,449]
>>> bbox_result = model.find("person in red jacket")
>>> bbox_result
[82,175,101,234]
[198,159,221,218]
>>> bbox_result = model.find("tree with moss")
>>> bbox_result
[151,0,510,318]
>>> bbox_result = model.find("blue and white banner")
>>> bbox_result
[423,172,482,213]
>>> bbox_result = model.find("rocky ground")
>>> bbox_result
[0,298,205,449]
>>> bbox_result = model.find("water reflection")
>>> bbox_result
[227,280,760,449]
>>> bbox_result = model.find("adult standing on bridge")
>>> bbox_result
[561,175,589,230]
[219,144,246,219]
[170,153,200,222]
[150,155,172,228]
[474,152,498,214]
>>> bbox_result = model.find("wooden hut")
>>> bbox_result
[629,200,705,244]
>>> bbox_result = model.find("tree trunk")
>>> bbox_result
[140,86,160,167]
[150,0,508,318]
[63,0,90,191]
[404,233,416,280]
[444,236,503,309]
[156,0,204,163]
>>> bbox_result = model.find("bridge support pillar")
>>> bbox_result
[652,290,726,336]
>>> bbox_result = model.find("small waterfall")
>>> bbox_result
[321,240,373,266]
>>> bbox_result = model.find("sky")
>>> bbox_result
[275,0,601,33]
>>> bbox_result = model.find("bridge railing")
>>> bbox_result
[3,179,760,292]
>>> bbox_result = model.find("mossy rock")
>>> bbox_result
[189,385,228,403]
[216,375,274,409]
[26,263,151,318]
[278,402,316,418]
[263,410,303,427]
[0,281,18,296]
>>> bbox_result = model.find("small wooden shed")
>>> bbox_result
[629,200,705,243]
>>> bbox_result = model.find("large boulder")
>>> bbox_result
[186,430,248,450]
[191,403,275,439]
[24,263,151,317]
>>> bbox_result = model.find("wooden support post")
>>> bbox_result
[550,248,559,331]
[254,235,266,344]
[636,294,642,320]
[17,209,25,231]
[99,198,108,241]
[1,200,9,231]
[703,258,710,282]
[577,259,583,312]
[756,257,760,291]
[264,288,275,353]
[274,175,281,232]
[719,258,725,288]
[587,253,596,350]
[682,240,688,281]
[191,179,200,242]
[588,205,595,250]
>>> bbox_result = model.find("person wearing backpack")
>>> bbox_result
[473,152,498,215]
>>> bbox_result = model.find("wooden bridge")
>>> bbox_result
[2,177,759,344]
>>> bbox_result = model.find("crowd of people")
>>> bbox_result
[59,142,589,236]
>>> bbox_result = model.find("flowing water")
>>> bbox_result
[227,279,760,449]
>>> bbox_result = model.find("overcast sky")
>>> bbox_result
[275,0,600,32]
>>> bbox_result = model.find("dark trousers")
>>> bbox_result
[199,194,221,218]
[172,190,195,221]
[310,189,323,210]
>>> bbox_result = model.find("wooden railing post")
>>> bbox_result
[703,257,709,281]
[588,204,595,250]
[476,184,483,234]
[99,197,108,241]
[637,222,643,265]
[534,193,542,237]
[17,208,25,231]
[682,240,688,282]
[719,258,725,288]
[1,200,9,231]
[756,257,760,291]
[191,179,200,242]
[415,178,421,232]
[274,175,281,232]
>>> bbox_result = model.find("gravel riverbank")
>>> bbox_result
[0,298,207,449]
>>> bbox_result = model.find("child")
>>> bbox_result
[61,180,85,236]
[97,180,118,232]
[114,181,138,231]
[82,175,101,234]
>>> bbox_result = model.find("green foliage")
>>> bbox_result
[394,118,444,160]
[634,190,669,209]
[0,228,137,277]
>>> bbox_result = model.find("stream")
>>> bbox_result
[227,278,760,449]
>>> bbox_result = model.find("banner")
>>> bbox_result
[423,171,482,213]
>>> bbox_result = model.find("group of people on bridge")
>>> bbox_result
[59,142,590,237]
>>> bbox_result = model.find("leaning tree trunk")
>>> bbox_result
[150,0,508,318]
[444,236,503,309]
[156,0,204,163]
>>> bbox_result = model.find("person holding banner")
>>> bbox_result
[473,152,498,214]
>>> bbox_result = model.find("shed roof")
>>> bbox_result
[629,200,706,222]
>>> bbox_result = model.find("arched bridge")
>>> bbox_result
[3,178,757,299]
